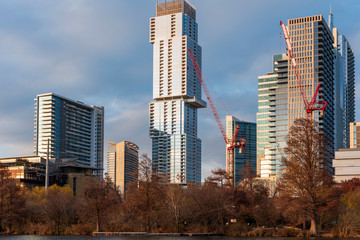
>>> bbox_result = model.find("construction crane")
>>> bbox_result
[280,21,328,118]
[187,49,246,187]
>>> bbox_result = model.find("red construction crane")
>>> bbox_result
[280,21,327,118]
[187,48,246,186]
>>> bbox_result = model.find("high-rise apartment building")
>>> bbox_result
[34,93,104,174]
[257,54,288,179]
[257,13,355,180]
[226,116,256,184]
[149,0,206,184]
[107,141,139,195]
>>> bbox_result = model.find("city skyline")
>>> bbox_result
[0,0,359,181]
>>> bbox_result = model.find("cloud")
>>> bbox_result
[0,0,359,182]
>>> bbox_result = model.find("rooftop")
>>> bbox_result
[156,0,196,20]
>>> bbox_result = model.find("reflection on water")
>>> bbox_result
[1,236,360,240]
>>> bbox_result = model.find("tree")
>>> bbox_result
[43,185,77,234]
[122,154,164,232]
[79,177,122,232]
[0,164,25,233]
[278,118,335,236]
[165,180,184,232]
[336,189,360,237]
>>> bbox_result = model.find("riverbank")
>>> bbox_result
[93,232,223,237]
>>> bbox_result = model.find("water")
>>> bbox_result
[0,236,359,240]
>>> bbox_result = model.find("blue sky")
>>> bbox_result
[0,0,359,180]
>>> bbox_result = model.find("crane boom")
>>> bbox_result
[280,21,309,109]
[187,48,228,144]
[280,20,328,117]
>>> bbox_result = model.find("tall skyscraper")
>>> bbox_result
[287,15,335,165]
[257,14,355,180]
[330,11,355,149]
[34,93,104,174]
[226,116,256,184]
[149,0,205,184]
[107,141,139,195]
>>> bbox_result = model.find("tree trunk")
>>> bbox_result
[309,217,317,236]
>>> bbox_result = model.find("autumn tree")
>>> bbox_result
[165,180,184,232]
[235,162,272,228]
[0,165,25,233]
[122,154,165,232]
[278,118,335,236]
[336,189,360,237]
[79,176,122,232]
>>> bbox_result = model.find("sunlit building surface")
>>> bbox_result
[149,0,206,184]
[107,141,139,195]
[34,93,104,175]
[333,148,360,183]
[257,13,355,179]
[350,122,360,149]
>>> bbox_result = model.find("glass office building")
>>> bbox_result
[149,0,206,184]
[257,13,355,180]
[330,12,355,149]
[34,93,104,175]
[226,116,256,184]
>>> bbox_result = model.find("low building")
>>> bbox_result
[333,148,360,182]
[0,156,100,195]
[0,156,51,187]
[56,158,100,196]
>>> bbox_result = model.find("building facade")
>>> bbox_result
[330,13,355,149]
[257,53,288,179]
[257,14,356,180]
[107,141,139,195]
[333,148,360,183]
[287,15,335,167]
[226,116,256,184]
[149,0,205,184]
[34,93,104,174]
[350,122,360,149]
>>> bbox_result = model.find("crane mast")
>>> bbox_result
[187,49,246,186]
[280,21,327,118]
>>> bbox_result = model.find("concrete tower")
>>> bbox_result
[149,0,206,184]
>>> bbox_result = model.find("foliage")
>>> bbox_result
[0,165,25,233]
[278,118,337,236]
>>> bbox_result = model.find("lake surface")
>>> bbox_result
[1,236,360,240]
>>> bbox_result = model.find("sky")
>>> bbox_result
[0,0,359,181]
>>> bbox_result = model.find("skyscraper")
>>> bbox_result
[34,93,104,175]
[330,11,355,149]
[107,141,139,195]
[149,0,205,184]
[287,15,335,165]
[257,53,288,179]
[226,116,256,184]
[257,14,355,180]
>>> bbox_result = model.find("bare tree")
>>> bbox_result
[80,177,122,232]
[279,118,335,236]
